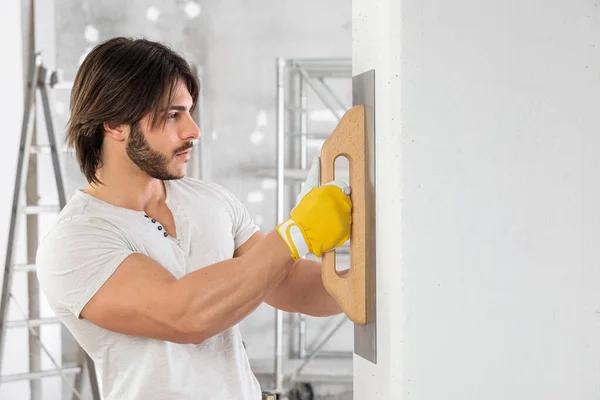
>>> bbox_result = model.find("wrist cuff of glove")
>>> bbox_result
[276,219,310,261]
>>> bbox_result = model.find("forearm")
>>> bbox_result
[170,231,294,343]
[273,259,342,317]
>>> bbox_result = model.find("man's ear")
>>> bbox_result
[103,121,129,141]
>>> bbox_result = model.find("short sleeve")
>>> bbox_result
[230,194,259,249]
[36,217,135,318]
[209,184,259,249]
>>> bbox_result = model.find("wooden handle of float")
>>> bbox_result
[320,105,367,325]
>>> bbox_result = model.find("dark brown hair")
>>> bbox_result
[66,37,199,184]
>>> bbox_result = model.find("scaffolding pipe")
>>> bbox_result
[297,67,343,122]
[287,59,352,76]
[317,77,349,112]
[291,316,348,380]
[274,57,286,393]
[298,75,308,360]
[0,367,81,383]
[288,58,351,65]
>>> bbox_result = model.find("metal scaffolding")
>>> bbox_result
[269,57,354,398]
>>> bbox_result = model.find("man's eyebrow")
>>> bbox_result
[167,105,191,111]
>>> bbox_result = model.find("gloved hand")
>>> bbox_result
[276,158,352,260]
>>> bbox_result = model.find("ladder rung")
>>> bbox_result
[53,81,74,90]
[13,263,36,272]
[23,205,61,214]
[29,145,69,154]
[0,366,81,382]
[6,317,61,328]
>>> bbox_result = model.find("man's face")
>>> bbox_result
[126,80,200,180]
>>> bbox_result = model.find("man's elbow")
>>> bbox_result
[173,318,210,345]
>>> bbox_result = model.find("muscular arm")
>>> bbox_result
[235,232,342,317]
[80,231,294,344]
[268,258,342,316]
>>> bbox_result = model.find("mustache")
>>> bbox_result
[173,142,194,156]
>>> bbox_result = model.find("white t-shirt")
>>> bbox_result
[36,177,261,400]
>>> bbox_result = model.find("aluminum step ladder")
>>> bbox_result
[0,53,101,400]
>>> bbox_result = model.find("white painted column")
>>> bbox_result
[353,0,402,398]
[353,0,600,398]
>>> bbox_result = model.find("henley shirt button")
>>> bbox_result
[163,232,168,237]
[158,226,163,231]
[144,214,148,218]
[151,219,156,223]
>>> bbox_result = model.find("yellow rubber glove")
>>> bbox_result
[276,158,352,260]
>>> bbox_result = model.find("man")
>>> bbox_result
[36,37,352,399]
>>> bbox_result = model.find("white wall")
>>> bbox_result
[0,0,25,398]
[354,0,600,398]
[0,1,24,267]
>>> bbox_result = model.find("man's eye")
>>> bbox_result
[167,113,177,119]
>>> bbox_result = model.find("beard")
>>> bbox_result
[126,123,193,180]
